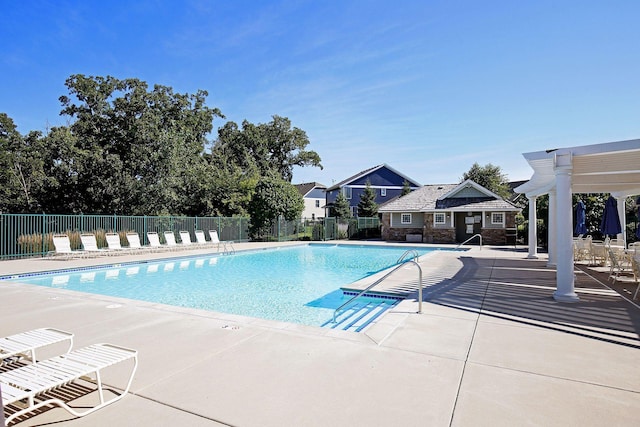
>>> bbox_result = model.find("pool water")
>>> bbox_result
[9,244,440,327]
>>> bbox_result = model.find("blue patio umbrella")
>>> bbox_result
[574,200,587,235]
[600,195,622,237]
[636,196,640,239]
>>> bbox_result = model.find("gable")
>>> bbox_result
[448,186,486,198]
[326,164,420,191]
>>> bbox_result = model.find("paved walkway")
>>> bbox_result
[1,243,639,426]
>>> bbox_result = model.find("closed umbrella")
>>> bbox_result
[636,196,640,239]
[574,200,586,235]
[600,195,622,237]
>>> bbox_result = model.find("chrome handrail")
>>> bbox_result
[333,258,423,323]
[456,233,482,249]
[397,249,420,264]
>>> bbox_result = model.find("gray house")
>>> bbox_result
[379,179,521,244]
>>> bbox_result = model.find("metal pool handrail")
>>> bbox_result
[456,234,482,250]
[333,252,424,323]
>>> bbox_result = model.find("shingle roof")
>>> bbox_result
[294,182,326,197]
[326,165,383,191]
[379,183,520,212]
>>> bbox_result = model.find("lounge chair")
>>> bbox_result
[147,232,170,251]
[1,343,137,425]
[632,256,640,300]
[80,233,110,256]
[105,232,130,254]
[125,232,153,252]
[179,230,195,248]
[1,328,73,365]
[50,234,86,259]
[164,231,179,249]
[208,230,235,254]
[607,248,631,282]
[194,230,209,246]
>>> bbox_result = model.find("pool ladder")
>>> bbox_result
[221,241,236,255]
[332,249,423,324]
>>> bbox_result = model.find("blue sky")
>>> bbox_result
[2,0,639,186]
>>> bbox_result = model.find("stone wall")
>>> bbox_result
[481,228,507,245]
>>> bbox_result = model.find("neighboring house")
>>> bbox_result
[295,182,326,220]
[378,179,521,245]
[325,164,421,217]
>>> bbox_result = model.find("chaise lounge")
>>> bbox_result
[0,328,73,366]
[1,343,137,425]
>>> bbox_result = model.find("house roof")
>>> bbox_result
[294,182,326,197]
[326,164,421,191]
[379,181,520,212]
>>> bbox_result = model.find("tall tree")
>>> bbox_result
[52,74,223,214]
[212,115,322,183]
[248,175,304,238]
[0,113,49,212]
[333,191,352,218]
[357,181,378,217]
[461,162,511,199]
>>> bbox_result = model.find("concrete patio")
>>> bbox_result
[1,243,639,426]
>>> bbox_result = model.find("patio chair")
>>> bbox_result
[178,230,196,248]
[1,328,73,366]
[194,230,210,246]
[105,232,130,254]
[607,248,631,282]
[146,232,171,252]
[125,232,153,252]
[50,234,87,259]
[632,256,640,300]
[1,343,137,425]
[80,233,110,256]
[208,230,235,254]
[164,231,180,250]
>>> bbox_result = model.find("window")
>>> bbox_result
[311,213,315,220]
[491,212,504,225]
[315,200,320,208]
[342,186,352,199]
[434,213,446,225]
[401,213,412,224]
[351,206,358,217]
[381,188,387,197]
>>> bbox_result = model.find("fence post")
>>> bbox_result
[143,215,147,245]
[42,212,46,256]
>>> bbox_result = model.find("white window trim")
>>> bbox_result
[401,213,412,224]
[381,188,387,197]
[491,212,505,225]
[434,212,446,225]
[343,186,352,200]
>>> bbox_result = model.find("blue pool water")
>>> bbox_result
[8,244,442,327]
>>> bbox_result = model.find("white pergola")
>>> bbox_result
[515,139,640,302]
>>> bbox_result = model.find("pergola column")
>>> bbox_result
[547,190,557,268]
[527,195,538,259]
[616,195,626,246]
[553,154,579,302]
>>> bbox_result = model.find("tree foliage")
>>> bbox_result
[0,74,322,217]
[357,181,378,217]
[248,175,304,238]
[333,191,352,219]
[461,162,511,199]
[401,180,412,196]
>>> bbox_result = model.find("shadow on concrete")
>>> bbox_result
[419,255,640,348]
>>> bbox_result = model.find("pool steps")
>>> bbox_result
[322,299,398,332]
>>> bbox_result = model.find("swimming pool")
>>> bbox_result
[5,244,445,328]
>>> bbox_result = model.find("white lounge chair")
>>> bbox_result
[208,230,235,254]
[80,233,110,256]
[179,230,195,248]
[1,328,73,365]
[105,232,130,254]
[164,231,180,249]
[1,343,137,425]
[194,230,209,246]
[147,232,170,251]
[125,232,152,252]
[50,234,86,259]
